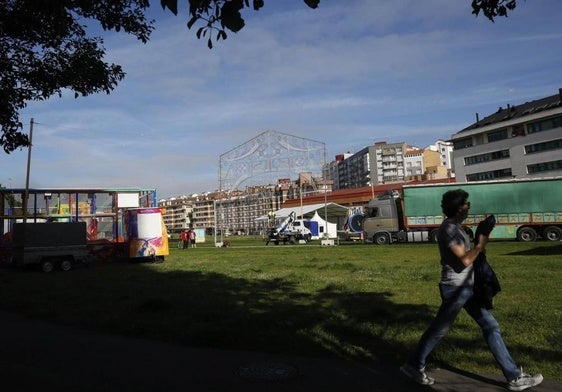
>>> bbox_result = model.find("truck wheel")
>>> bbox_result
[59,258,73,272]
[373,232,390,245]
[429,229,439,243]
[517,227,537,242]
[41,260,55,273]
[543,226,562,241]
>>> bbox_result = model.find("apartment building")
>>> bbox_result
[404,147,437,177]
[333,141,450,189]
[425,140,454,170]
[325,152,353,189]
[215,185,280,235]
[373,141,408,184]
[336,146,374,189]
[452,88,562,181]
[158,191,224,234]
[159,196,193,232]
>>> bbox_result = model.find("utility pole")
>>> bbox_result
[23,118,34,224]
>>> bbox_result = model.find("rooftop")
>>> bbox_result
[459,88,562,133]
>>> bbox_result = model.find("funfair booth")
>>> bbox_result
[0,188,168,262]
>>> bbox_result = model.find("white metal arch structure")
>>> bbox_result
[215,130,326,243]
[219,130,326,192]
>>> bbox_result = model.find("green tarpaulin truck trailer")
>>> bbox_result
[363,178,562,244]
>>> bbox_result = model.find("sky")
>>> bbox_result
[2,0,562,199]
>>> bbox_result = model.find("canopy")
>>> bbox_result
[255,202,350,222]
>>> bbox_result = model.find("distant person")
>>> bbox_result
[180,229,188,249]
[188,229,196,248]
[400,189,543,391]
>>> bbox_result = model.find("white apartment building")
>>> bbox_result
[452,89,562,182]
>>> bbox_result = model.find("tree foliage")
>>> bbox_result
[0,0,153,153]
[162,0,517,49]
[1,0,517,153]
[471,0,518,21]
[161,0,319,49]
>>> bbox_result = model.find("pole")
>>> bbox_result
[323,143,328,239]
[23,118,34,224]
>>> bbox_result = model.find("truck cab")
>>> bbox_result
[363,194,403,244]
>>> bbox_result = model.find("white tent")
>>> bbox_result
[309,211,337,239]
[256,202,349,239]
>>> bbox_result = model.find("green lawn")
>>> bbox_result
[0,238,560,379]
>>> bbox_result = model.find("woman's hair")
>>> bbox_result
[441,189,469,218]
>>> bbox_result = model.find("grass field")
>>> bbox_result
[0,238,560,379]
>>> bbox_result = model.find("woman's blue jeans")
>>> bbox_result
[409,283,520,381]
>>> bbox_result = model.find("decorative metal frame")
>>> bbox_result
[219,130,325,192]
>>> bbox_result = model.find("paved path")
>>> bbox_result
[0,311,558,391]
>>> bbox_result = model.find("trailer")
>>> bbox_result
[12,222,88,272]
[363,178,562,244]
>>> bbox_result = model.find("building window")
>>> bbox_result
[526,115,562,134]
[464,149,510,165]
[527,160,562,174]
[511,124,525,137]
[525,139,562,154]
[466,168,512,182]
[453,137,473,150]
[487,128,508,142]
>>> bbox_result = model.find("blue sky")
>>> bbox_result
[3,0,561,198]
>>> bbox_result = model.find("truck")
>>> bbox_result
[12,222,89,272]
[265,211,313,245]
[362,178,562,244]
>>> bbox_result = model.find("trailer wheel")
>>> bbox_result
[59,258,73,272]
[373,232,390,245]
[543,226,562,241]
[517,227,537,242]
[41,259,55,273]
[429,229,439,243]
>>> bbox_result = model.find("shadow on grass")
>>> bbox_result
[1,260,559,372]
[504,244,562,256]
